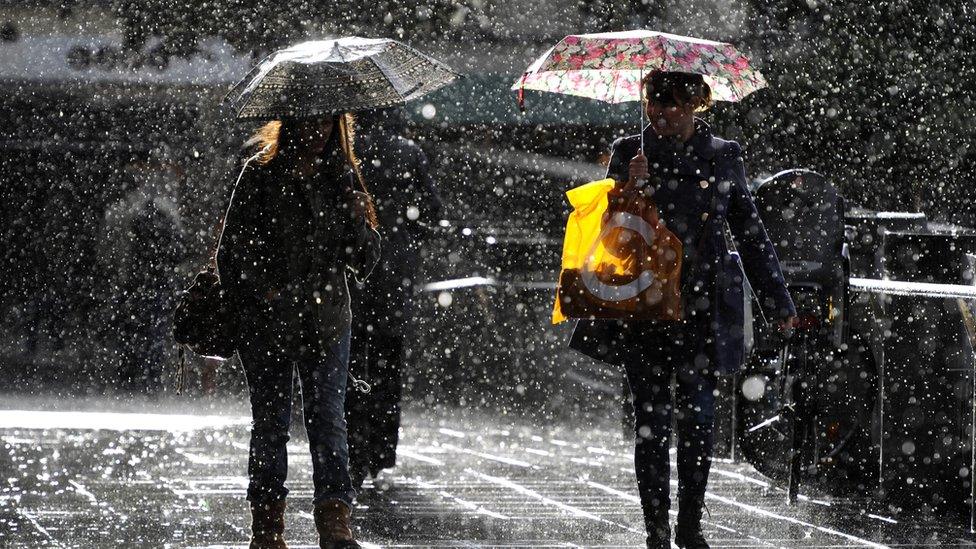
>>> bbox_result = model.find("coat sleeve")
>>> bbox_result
[723,143,796,322]
[216,162,265,305]
[340,173,381,283]
[343,217,381,284]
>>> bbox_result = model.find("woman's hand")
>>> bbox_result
[627,151,649,191]
[612,151,649,201]
[776,315,799,340]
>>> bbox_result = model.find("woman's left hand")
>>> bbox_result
[777,316,799,339]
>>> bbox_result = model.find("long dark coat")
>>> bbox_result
[344,123,442,482]
[353,127,442,332]
[216,155,381,353]
[570,120,795,374]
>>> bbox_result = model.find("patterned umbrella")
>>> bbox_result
[227,37,461,120]
[513,30,767,106]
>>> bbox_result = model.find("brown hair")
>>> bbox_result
[246,113,378,228]
[642,71,713,113]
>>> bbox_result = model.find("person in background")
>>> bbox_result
[100,148,185,394]
[346,107,442,489]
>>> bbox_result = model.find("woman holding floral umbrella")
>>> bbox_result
[516,31,797,549]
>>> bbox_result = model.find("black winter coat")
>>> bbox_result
[570,120,795,374]
[354,130,442,332]
[216,157,381,353]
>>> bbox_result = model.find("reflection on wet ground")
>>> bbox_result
[1,399,974,548]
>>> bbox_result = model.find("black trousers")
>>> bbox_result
[621,318,717,525]
[346,323,403,479]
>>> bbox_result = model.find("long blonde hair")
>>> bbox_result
[246,113,378,228]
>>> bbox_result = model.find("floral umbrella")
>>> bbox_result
[513,30,766,148]
[514,30,766,104]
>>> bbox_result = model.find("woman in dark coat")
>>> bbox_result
[569,72,796,549]
[346,107,443,489]
[217,113,381,549]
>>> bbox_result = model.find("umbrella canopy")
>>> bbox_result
[227,37,461,120]
[513,30,766,104]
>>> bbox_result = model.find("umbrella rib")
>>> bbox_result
[609,68,622,104]
[333,40,349,64]
[657,35,669,72]
[403,43,462,77]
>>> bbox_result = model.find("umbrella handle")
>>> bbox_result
[636,68,647,188]
[639,67,644,154]
[518,72,528,113]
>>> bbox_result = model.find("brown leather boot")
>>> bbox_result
[314,499,360,549]
[249,499,287,549]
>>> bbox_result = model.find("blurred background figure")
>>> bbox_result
[99,146,186,394]
[347,107,442,489]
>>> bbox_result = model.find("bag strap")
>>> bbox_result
[723,213,772,328]
[710,170,771,329]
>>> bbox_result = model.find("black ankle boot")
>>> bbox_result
[674,497,708,549]
[644,509,671,549]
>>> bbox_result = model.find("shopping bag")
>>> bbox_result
[553,179,683,324]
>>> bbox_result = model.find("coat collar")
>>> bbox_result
[641,118,721,179]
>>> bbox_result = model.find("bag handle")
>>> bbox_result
[722,218,770,325]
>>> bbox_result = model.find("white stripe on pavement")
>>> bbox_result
[465,468,640,534]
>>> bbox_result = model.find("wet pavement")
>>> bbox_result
[2,398,975,548]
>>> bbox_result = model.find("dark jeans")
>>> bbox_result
[238,323,355,507]
[621,316,717,524]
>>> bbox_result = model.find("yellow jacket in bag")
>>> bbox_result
[552,179,615,324]
[553,178,684,324]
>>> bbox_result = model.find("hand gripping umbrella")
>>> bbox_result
[513,30,767,151]
[227,37,461,120]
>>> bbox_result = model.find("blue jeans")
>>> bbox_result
[621,316,717,525]
[238,325,355,507]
